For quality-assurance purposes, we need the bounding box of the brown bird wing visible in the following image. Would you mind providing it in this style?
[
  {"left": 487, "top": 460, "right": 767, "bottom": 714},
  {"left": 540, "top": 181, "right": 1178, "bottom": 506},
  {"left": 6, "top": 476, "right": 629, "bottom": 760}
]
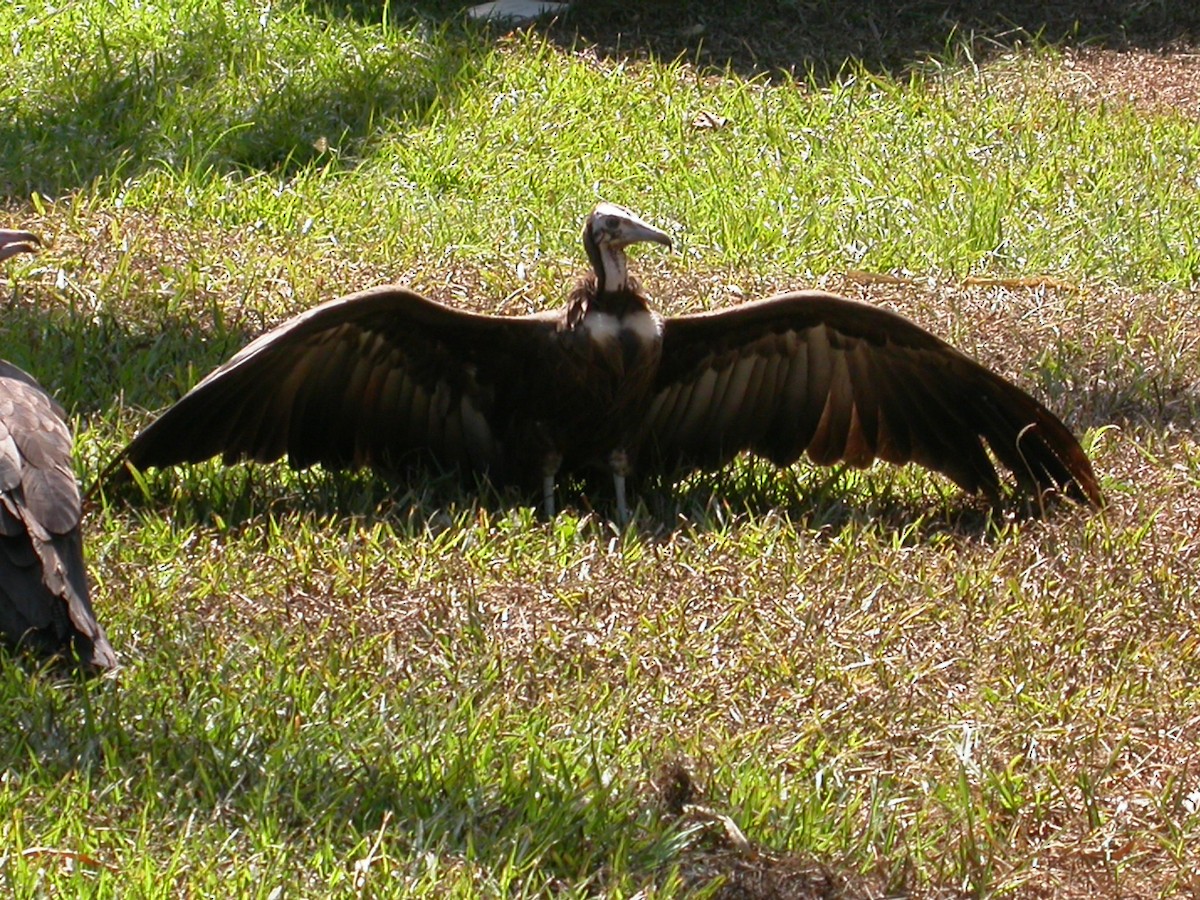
[
  {"left": 111, "top": 286, "right": 561, "bottom": 480},
  {"left": 0, "top": 229, "right": 40, "bottom": 262},
  {"left": 0, "top": 362, "right": 116, "bottom": 671},
  {"left": 642, "top": 291, "right": 1102, "bottom": 506}
]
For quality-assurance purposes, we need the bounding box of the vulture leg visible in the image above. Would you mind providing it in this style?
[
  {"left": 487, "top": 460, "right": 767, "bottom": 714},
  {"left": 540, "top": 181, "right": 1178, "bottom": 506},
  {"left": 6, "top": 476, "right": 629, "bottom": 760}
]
[
  {"left": 541, "top": 449, "right": 563, "bottom": 519},
  {"left": 609, "top": 448, "right": 632, "bottom": 525},
  {"left": 614, "top": 474, "right": 628, "bottom": 525}
]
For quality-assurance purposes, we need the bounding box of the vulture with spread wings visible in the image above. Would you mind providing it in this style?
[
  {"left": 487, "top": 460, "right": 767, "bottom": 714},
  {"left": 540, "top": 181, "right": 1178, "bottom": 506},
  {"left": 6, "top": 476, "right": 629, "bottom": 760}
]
[
  {"left": 0, "top": 229, "right": 116, "bottom": 672},
  {"left": 104, "top": 204, "right": 1101, "bottom": 520}
]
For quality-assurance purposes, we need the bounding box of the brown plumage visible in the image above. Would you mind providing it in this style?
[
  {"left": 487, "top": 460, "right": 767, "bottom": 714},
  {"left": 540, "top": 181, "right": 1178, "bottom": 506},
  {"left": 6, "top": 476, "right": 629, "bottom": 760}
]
[
  {"left": 103, "top": 204, "right": 1102, "bottom": 519},
  {"left": 0, "top": 230, "right": 115, "bottom": 672},
  {"left": 0, "top": 229, "right": 39, "bottom": 263}
]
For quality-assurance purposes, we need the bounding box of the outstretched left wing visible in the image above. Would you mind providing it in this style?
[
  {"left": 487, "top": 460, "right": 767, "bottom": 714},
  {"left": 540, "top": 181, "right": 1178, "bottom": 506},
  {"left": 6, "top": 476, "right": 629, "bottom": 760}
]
[{"left": 641, "top": 290, "right": 1101, "bottom": 506}]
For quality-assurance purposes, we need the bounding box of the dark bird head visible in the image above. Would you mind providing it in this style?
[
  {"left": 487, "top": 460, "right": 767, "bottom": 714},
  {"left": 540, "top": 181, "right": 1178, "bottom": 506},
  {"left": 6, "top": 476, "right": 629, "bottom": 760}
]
[
  {"left": 582, "top": 202, "right": 672, "bottom": 296},
  {"left": 0, "top": 229, "right": 40, "bottom": 263}
]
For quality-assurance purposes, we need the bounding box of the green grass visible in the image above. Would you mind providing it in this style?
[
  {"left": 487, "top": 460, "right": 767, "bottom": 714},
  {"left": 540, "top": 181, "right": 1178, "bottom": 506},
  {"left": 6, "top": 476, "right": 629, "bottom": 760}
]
[{"left": 2, "top": 1, "right": 1200, "bottom": 896}]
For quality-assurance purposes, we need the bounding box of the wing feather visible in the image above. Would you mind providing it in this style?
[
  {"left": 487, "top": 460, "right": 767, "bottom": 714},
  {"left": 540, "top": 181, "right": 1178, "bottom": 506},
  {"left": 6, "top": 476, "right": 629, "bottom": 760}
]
[
  {"left": 883, "top": 353, "right": 999, "bottom": 495},
  {"left": 703, "top": 354, "right": 738, "bottom": 418},
  {"left": 862, "top": 347, "right": 913, "bottom": 466},
  {"left": 723, "top": 353, "right": 771, "bottom": 444},
  {"left": 695, "top": 358, "right": 739, "bottom": 448},
  {"left": 645, "top": 290, "right": 1101, "bottom": 506},
  {"left": 806, "top": 343, "right": 854, "bottom": 465},
  {"left": 838, "top": 340, "right": 880, "bottom": 467},
  {"left": 0, "top": 362, "right": 115, "bottom": 671},
  {"left": 284, "top": 334, "right": 357, "bottom": 467},
  {"left": 384, "top": 368, "right": 416, "bottom": 451},
  {"left": 766, "top": 337, "right": 814, "bottom": 461},
  {"left": 108, "top": 286, "right": 559, "bottom": 484},
  {"left": 741, "top": 353, "right": 781, "bottom": 446},
  {"left": 460, "top": 394, "right": 498, "bottom": 470},
  {"left": 426, "top": 381, "right": 455, "bottom": 459},
  {"left": 409, "top": 383, "right": 435, "bottom": 452},
  {"left": 712, "top": 354, "right": 757, "bottom": 442},
  {"left": 673, "top": 366, "right": 719, "bottom": 440},
  {"left": 798, "top": 324, "right": 834, "bottom": 450}
]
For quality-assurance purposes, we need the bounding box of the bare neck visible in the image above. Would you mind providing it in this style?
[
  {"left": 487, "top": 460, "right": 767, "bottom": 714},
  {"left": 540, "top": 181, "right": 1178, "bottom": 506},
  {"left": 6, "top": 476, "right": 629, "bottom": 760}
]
[{"left": 597, "top": 244, "right": 630, "bottom": 294}]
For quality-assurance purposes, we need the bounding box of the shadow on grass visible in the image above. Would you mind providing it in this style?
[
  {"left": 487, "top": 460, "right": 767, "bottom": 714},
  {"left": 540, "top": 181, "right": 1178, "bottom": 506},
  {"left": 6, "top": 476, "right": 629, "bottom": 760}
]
[
  {"left": 544, "top": 0, "right": 1200, "bottom": 80},
  {"left": 6, "top": 0, "right": 1197, "bottom": 201},
  {"left": 0, "top": 8, "right": 486, "bottom": 199},
  {"left": 328, "top": 0, "right": 1200, "bottom": 81},
  {"left": 97, "top": 447, "right": 1047, "bottom": 549},
  {"left": 642, "top": 461, "right": 1009, "bottom": 543}
]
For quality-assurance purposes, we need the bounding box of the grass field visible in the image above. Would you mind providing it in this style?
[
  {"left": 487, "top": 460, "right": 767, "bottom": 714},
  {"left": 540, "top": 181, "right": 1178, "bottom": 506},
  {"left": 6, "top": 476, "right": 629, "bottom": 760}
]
[{"left": 2, "top": 1, "right": 1200, "bottom": 896}]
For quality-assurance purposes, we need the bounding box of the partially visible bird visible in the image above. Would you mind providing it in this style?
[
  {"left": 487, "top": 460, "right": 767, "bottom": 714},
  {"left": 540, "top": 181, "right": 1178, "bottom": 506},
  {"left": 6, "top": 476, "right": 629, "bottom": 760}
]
[
  {"left": 102, "top": 203, "right": 1102, "bottom": 521},
  {"left": 0, "top": 229, "right": 39, "bottom": 262},
  {"left": 0, "top": 229, "right": 115, "bottom": 673}
]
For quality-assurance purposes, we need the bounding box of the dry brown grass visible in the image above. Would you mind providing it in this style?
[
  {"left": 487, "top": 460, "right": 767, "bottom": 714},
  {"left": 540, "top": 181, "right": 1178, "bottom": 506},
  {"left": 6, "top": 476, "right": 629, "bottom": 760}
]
[
  {"left": 23, "top": 155, "right": 1200, "bottom": 896},
  {"left": 7, "top": 13, "right": 1200, "bottom": 892},
  {"left": 1055, "top": 49, "right": 1200, "bottom": 119}
]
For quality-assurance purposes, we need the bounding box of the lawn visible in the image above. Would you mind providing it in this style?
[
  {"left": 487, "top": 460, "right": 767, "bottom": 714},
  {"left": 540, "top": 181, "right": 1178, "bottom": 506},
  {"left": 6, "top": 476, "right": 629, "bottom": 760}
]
[{"left": 1, "top": 1, "right": 1199, "bottom": 896}]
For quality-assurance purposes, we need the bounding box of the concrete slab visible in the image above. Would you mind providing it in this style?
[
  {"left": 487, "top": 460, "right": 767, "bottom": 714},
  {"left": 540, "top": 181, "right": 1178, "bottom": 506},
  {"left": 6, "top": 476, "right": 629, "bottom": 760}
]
[{"left": 467, "top": 0, "right": 570, "bottom": 24}]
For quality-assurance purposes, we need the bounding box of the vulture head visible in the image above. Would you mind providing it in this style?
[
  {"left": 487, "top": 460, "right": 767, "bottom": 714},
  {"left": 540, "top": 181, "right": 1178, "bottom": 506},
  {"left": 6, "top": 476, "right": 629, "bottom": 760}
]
[{"left": 582, "top": 202, "right": 673, "bottom": 295}]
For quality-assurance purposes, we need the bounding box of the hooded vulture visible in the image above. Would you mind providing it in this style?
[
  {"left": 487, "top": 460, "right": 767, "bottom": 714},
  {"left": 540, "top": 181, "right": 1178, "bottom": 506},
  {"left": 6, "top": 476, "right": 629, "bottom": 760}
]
[
  {"left": 104, "top": 204, "right": 1101, "bottom": 520},
  {"left": 0, "top": 229, "right": 116, "bottom": 672}
]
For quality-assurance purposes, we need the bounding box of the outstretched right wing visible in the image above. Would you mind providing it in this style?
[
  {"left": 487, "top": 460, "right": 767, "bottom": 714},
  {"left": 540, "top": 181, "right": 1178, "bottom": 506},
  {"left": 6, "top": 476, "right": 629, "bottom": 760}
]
[{"left": 108, "top": 286, "right": 561, "bottom": 480}]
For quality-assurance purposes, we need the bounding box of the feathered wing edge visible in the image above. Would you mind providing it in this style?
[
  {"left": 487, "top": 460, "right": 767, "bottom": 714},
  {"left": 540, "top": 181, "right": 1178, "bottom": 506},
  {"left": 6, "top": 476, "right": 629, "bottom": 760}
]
[
  {"left": 0, "top": 229, "right": 39, "bottom": 263},
  {"left": 643, "top": 290, "right": 1102, "bottom": 507},
  {"left": 98, "top": 286, "right": 561, "bottom": 487}
]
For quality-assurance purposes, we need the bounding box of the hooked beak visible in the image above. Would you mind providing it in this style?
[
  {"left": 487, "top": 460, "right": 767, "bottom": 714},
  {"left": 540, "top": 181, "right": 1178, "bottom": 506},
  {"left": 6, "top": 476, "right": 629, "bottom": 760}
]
[{"left": 591, "top": 202, "right": 673, "bottom": 251}]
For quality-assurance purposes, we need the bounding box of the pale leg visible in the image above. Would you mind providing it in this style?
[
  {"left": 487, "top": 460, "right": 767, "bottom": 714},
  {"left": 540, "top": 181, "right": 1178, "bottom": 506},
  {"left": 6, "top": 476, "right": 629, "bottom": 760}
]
[
  {"left": 609, "top": 448, "right": 631, "bottom": 525},
  {"left": 541, "top": 450, "right": 562, "bottom": 519}
]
